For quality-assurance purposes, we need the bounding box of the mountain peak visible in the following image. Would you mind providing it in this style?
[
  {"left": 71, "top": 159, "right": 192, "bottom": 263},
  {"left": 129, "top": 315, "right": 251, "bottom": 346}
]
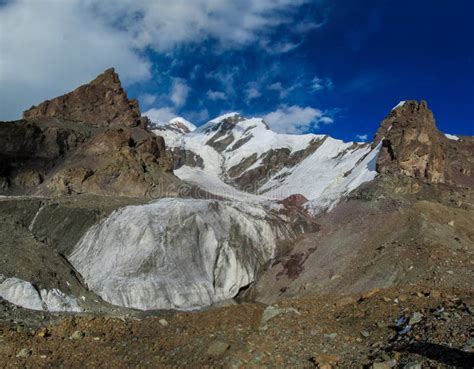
[
  {"left": 374, "top": 100, "right": 435, "bottom": 145},
  {"left": 375, "top": 100, "right": 455, "bottom": 184},
  {"left": 208, "top": 112, "right": 242, "bottom": 124},
  {"left": 168, "top": 117, "right": 196, "bottom": 133},
  {"left": 23, "top": 68, "right": 142, "bottom": 127}
]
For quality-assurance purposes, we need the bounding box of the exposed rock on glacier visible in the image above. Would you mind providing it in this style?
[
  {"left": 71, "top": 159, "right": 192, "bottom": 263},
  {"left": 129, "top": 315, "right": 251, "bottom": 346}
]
[
  {"left": 69, "top": 198, "right": 298, "bottom": 310},
  {"left": 0, "top": 276, "right": 82, "bottom": 312}
]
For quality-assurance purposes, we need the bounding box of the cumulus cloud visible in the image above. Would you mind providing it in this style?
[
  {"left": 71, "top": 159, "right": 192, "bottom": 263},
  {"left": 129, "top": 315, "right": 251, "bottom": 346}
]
[
  {"left": 0, "top": 0, "right": 313, "bottom": 120},
  {"left": 170, "top": 78, "right": 191, "bottom": 108},
  {"left": 139, "top": 93, "right": 157, "bottom": 107},
  {"left": 0, "top": 0, "right": 150, "bottom": 120},
  {"left": 92, "top": 0, "right": 311, "bottom": 52},
  {"left": 263, "top": 105, "right": 333, "bottom": 134},
  {"left": 206, "top": 90, "right": 227, "bottom": 101},
  {"left": 143, "top": 107, "right": 177, "bottom": 124}
]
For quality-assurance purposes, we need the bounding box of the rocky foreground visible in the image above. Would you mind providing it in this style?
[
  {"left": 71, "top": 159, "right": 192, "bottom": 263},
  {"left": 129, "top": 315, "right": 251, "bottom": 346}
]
[
  {"left": 0, "top": 286, "right": 473, "bottom": 368},
  {"left": 0, "top": 69, "right": 473, "bottom": 368}
]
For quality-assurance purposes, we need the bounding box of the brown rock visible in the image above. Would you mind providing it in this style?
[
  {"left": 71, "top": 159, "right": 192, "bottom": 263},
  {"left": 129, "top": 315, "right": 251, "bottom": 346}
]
[
  {"left": 374, "top": 101, "right": 445, "bottom": 183},
  {"left": 312, "top": 354, "right": 340, "bottom": 368},
  {"left": 44, "top": 127, "right": 176, "bottom": 197},
  {"left": 374, "top": 100, "right": 474, "bottom": 187},
  {"left": 206, "top": 341, "right": 230, "bottom": 356},
  {"left": 1, "top": 69, "right": 181, "bottom": 198},
  {"left": 23, "top": 68, "right": 142, "bottom": 128},
  {"left": 335, "top": 296, "right": 357, "bottom": 307},
  {"left": 361, "top": 288, "right": 381, "bottom": 300}
]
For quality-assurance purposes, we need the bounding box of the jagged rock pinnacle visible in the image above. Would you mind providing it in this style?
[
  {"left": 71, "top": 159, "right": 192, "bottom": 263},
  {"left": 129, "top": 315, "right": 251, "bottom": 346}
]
[
  {"left": 23, "top": 68, "right": 142, "bottom": 127},
  {"left": 374, "top": 100, "right": 473, "bottom": 186}
]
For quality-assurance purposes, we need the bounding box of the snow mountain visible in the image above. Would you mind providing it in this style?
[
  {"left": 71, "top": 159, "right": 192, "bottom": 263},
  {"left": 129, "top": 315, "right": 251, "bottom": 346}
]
[{"left": 152, "top": 112, "right": 380, "bottom": 213}]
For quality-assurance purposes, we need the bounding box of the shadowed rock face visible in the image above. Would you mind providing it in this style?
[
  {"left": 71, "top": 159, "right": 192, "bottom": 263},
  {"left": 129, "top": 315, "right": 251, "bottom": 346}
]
[
  {"left": 0, "top": 68, "right": 178, "bottom": 197},
  {"left": 374, "top": 100, "right": 474, "bottom": 187},
  {"left": 44, "top": 127, "right": 177, "bottom": 197},
  {"left": 23, "top": 68, "right": 143, "bottom": 128}
]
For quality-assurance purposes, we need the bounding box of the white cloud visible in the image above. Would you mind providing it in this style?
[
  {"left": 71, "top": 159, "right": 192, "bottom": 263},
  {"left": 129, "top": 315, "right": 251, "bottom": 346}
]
[
  {"left": 245, "top": 87, "right": 262, "bottom": 101},
  {"left": 139, "top": 93, "right": 157, "bottom": 107},
  {"left": 263, "top": 105, "right": 333, "bottom": 134},
  {"left": 0, "top": 0, "right": 150, "bottom": 120},
  {"left": 311, "top": 76, "right": 334, "bottom": 92},
  {"left": 355, "top": 134, "right": 368, "bottom": 141},
  {"left": 206, "top": 67, "right": 240, "bottom": 95},
  {"left": 170, "top": 78, "right": 191, "bottom": 108},
  {"left": 206, "top": 90, "right": 227, "bottom": 101},
  {"left": 187, "top": 108, "right": 210, "bottom": 123},
  {"left": 143, "top": 107, "right": 177, "bottom": 124},
  {"left": 260, "top": 40, "right": 301, "bottom": 54},
  {"left": 267, "top": 81, "right": 300, "bottom": 99},
  {"left": 93, "top": 0, "right": 311, "bottom": 52},
  {"left": 0, "top": 0, "right": 314, "bottom": 120}
]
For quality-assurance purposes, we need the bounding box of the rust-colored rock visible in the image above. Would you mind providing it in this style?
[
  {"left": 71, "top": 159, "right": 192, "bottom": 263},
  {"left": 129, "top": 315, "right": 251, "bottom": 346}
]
[
  {"left": 1, "top": 68, "right": 180, "bottom": 197},
  {"left": 45, "top": 127, "right": 177, "bottom": 197},
  {"left": 23, "top": 68, "right": 142, "bottom": 127},
  {"left": 374, "top": 100, "right": 474, "bottom": 187},
  {"left": 374, "top": 101, "right": 446, "bottom": 183}
]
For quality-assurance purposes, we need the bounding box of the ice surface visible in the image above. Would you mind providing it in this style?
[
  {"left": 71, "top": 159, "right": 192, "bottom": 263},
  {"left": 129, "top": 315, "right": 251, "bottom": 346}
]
[
  {"left": 69, "top": 198, "right": 293, "bottom": 311},
  {"left": 0, "top": 276, "right": 82, "bottom": 312},
  {"left": 155, "top": 114, "right": 382, "bottom": 214}
]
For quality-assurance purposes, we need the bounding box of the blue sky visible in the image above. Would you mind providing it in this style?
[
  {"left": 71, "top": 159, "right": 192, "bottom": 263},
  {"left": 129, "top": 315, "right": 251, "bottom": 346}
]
[{"left": 1, "top": 0, "right": 473, "bottom": 141}]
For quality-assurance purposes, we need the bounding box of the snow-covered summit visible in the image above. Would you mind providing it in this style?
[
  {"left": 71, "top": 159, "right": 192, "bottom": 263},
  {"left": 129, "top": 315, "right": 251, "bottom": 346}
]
[
  {"left": 168, "top": 117, "right": 197, "bottom": 133},
  {"left": 153, "top": 113, "right": 380, "bottom": 213}
]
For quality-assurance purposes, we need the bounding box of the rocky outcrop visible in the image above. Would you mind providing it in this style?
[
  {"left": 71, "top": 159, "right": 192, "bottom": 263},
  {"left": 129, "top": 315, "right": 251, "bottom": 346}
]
[
  {"left": 374, "top": 100, "right": 473, "bottom": 187},
  {"left": 23, "top": 68, "right": 143, "bottom": 128},
  {"left": 0, "top": 120, "right": 92, "bottom": 193},
  {"left": 0, "top": 68, "right": 179, "bottom": 197},
  {"left": 44, "top": 127, "right": 177, "bottom": 197}
]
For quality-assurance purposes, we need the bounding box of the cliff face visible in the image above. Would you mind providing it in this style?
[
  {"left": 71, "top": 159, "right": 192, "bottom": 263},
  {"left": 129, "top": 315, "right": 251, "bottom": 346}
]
[
  {"left": 23, "top": 68, "right": 143, "bottom": 128},
  {"left": 45, "top": 127, "right": 176, "bottom": 197},
  {"left": 0, "top": 68, "right": 177, "bottom": 197},
  {"left": 374, "top": 100, "right": 473, "bottom": 187}
]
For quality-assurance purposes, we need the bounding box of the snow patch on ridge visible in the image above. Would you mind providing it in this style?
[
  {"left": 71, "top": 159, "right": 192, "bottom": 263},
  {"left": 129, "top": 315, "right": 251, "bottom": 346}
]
[
  {"left": 445, "top": 133, "right": 460, "bottom": 141},
  {"left": 304, "top": 141, "right": 382, "bottom": 214},
  {"left": 69, "top": 198, "right": 292, "bottom": 311},
  {"left": 392, "top": 101, "right": 406, "bottom": 110}
]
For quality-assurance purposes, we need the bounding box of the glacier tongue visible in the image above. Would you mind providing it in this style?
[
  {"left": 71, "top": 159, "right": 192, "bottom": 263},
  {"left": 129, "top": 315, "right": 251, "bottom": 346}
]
[{"left": 69, "top": 198, "right": 293, "bottom": 311}]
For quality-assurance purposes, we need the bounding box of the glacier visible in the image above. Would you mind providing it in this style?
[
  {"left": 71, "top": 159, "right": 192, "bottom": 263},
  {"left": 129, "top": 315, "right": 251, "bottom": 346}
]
[
  {"left": 69, "top": 198, "right": 296, "bottom": 310},
  {"left": 0, "top": 275, "right": 82, "bottom": 312}
]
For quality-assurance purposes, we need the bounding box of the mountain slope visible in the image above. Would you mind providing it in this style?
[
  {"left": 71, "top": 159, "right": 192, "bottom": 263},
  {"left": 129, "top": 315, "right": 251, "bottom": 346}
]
[{"left": 151, "top": 113, "right": 381, "bottom": 212}]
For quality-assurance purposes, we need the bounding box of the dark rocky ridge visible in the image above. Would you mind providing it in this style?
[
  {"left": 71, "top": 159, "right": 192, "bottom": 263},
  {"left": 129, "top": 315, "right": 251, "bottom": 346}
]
[
  {"left": 23, "top": 68, "right": 144, "bottom": 128},
  {"left": 0, "top": 69, "right": 179, "bottom": 197}
]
